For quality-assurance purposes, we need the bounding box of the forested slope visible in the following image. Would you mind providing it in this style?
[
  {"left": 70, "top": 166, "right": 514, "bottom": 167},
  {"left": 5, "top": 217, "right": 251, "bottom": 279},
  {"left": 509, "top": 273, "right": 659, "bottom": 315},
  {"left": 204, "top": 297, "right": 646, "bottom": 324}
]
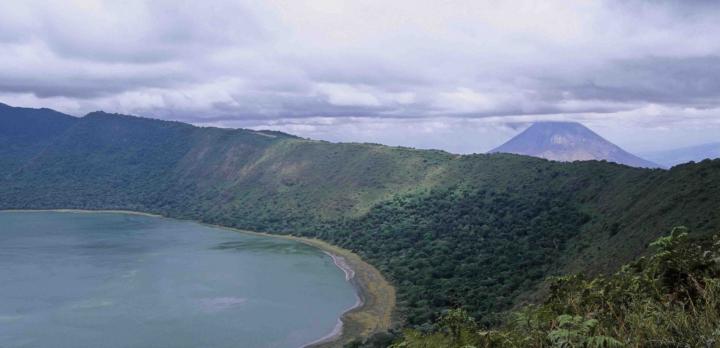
[
  {"left": 394, "top": 228, "right": 720, "bottom": 347},
  {"left": 2, "top": 104, "right": 719, "bottom": 330},
  {"left": 0, "top": 103, "right": 78, "bottom": 173}
]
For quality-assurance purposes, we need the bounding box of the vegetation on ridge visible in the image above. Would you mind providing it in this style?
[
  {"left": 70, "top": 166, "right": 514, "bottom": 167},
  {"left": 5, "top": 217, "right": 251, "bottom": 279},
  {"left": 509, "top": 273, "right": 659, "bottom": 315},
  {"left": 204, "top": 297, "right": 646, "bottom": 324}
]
[{"left": 392, "top": 227, "right": 720, "bottom": 347}]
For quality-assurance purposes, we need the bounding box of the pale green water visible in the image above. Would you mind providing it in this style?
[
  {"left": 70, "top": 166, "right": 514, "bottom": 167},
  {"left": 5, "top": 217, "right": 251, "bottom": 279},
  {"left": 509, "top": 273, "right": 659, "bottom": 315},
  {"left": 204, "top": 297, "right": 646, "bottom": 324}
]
[{"left": 0, "top": 211, "right": 358, "bottom": 348}]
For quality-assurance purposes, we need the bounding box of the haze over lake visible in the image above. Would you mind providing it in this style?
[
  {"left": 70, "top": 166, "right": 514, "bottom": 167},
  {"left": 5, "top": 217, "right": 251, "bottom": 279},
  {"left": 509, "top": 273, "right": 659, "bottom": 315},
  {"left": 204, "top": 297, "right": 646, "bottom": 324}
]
[{"left": 0, "top": 211, "right": 357, "bottom": 348}]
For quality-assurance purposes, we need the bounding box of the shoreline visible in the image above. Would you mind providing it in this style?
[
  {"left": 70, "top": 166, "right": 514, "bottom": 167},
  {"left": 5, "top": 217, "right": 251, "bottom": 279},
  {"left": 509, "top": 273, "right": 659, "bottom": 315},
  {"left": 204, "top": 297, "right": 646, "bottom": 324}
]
[
  {"left": 0, "top": 209, "right": 397, "bottom": 347},
  {"left": 198, "top": 223, "right": 397, "bottom": 347},
  {"left": 0, "top": 209, "right": 162, "bottom": 217},
  {"left": 299, "top": 252, "right": 364, "bottom": 347}
]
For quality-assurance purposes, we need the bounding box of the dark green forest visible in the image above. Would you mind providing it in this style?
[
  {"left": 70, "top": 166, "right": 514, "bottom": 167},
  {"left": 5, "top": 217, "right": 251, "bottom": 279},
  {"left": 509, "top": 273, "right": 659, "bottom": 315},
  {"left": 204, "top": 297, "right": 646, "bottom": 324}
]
[
  {"left": 322, "top": 185, "right": 591, "bottom": 326},
  {"left": 2, "top": 103, "right": 720, "bottom": 343},
  {"left": 392, "top": 228, "right": 720, "bottom": 347}
]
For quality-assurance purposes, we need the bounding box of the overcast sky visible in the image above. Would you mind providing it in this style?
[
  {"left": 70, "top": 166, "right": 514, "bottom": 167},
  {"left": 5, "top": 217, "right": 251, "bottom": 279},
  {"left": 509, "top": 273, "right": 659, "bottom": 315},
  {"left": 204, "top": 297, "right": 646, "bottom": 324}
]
[{"left": 1, "top": 0, "right": 719, "bottom": 154}]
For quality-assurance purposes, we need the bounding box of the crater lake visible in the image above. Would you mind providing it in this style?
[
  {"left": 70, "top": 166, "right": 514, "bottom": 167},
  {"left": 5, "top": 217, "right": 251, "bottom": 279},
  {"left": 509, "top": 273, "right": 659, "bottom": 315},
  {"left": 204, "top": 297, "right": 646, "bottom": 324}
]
[{"left": 0, "top": 211, "right": 358, "bottom": 348}]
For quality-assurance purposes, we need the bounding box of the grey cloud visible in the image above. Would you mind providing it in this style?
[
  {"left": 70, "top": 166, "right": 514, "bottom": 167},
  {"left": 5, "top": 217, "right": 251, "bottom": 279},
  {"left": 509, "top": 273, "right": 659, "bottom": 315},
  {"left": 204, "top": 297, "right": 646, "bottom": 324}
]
[
  {"left": 39, "top": 1, "right": 265, "bottom": 64},
  {"left": 0, "top": 72, "right": 190, "bottom": 99},
  {"left": 578, "top": 56, "right": 720, "bottom": 105},
  {"left": 1, "top": 0, "right": 720, "bottom": 153}
]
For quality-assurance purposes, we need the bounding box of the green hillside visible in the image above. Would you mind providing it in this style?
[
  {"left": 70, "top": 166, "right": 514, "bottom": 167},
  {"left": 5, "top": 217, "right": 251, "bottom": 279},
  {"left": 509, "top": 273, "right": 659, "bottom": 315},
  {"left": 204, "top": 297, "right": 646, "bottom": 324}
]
[
  {"left": 318, "top": 158, "right": 720, "bottom": 327},
  {"left": 2, "top": 104, "right": 719, "bottom": 338},
  {"left": 393, "top": 228, "right": 720, "bottom": 347},
  {"left": 0, "top": 102, "right": 78, "bottom": 174}
]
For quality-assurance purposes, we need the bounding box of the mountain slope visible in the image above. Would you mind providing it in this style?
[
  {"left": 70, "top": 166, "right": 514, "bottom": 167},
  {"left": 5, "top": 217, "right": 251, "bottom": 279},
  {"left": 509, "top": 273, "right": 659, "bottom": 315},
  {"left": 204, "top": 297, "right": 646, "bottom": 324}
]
[
  {"left": 396, "top": 228, "right": 720, "bottom": 347},
  {"left": 0, "top": 102, "right": 78, "bottom": 174},
  {"left": 491, "top": 122, "right": 659, "bottom": 168},
  {"left": 642, "top": 142, "right": 720, "bottom": 167},
  {"left": 1, "top": 103, "right": 719, "bottom": 329}
]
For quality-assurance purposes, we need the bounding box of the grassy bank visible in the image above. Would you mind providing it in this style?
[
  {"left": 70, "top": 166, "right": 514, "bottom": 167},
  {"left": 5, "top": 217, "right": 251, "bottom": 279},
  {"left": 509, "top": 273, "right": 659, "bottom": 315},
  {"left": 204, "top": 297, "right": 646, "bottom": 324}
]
[{"left": 0, "top": 209, "right": 397, "bottom": 347}]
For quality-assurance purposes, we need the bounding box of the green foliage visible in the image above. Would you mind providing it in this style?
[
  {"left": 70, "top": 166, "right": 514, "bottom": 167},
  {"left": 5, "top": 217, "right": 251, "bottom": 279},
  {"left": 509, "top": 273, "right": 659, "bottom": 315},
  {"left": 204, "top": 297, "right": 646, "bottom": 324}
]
[
  {"left": 394, "top": 228, "right": 720, "bottom": 347},
  {"left": 0, "top": 103, "right": 77, "bottom": 174},
  {"left": 2, "top": 105, "right": 720, "bottom": 330},
  {"left": 546, "top": 315, "right": 620, "bottom": 348},
  {"left": 347, "top": 331, "right": 401, "bottom": 348},
  {"left": 324, "top": 185, "right": 591, "bottom": 326}
]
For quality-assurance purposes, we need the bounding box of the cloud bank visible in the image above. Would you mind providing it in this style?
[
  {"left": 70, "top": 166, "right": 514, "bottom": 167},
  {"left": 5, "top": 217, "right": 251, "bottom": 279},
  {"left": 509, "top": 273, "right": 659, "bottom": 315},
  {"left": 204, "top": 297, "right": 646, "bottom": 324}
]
[{"left": 1, "top": 0, "right": 719, "bottom": 152}]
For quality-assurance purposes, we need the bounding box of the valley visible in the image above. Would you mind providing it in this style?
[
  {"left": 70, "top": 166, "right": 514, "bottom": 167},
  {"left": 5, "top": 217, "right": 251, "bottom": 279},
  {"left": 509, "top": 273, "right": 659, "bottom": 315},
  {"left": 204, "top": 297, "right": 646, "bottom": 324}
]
[{"left": 2, "top": 103, "right": 720, "bottom": 346}]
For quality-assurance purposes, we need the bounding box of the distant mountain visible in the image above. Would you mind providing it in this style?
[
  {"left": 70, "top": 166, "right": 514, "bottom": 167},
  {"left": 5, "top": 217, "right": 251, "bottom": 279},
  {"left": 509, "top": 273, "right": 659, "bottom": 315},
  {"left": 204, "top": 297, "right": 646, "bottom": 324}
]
[
  {"left": 642, "top": 142, "right": 720, "bottom": 168},
  {"left": 490, "top": 121, "right": 660, "bottom": 168}
]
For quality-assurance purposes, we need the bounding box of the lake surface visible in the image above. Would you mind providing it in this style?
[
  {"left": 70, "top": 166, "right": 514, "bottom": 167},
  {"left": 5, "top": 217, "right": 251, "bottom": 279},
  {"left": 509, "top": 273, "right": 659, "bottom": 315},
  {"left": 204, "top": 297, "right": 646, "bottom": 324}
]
[{"left": 0, "top": 211, "right": 358, "bottom": 348}]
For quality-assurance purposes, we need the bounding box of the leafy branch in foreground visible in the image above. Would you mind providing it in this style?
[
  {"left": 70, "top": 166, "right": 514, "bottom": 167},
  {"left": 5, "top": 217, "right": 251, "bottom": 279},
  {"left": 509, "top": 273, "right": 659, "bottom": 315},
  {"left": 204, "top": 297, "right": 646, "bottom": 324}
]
[{"left": 392, "top": 227, "right": 720, "bottom": 347}]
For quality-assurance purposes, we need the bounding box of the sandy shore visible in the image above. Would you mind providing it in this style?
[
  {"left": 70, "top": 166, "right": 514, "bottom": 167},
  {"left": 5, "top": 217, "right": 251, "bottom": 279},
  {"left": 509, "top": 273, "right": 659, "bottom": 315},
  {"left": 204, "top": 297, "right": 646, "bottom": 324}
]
[
  {"left": 207, "top": 227, "right": 397, "bottom": 348},
  {"left": 259, "top": 236, "right": 396, "bottom": 348},
  {"left": 299, "top": 253, "right": 362, "bottom": 347},
  {"left": 0, "top": 209, "right": 397, "bottom": 347}
]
